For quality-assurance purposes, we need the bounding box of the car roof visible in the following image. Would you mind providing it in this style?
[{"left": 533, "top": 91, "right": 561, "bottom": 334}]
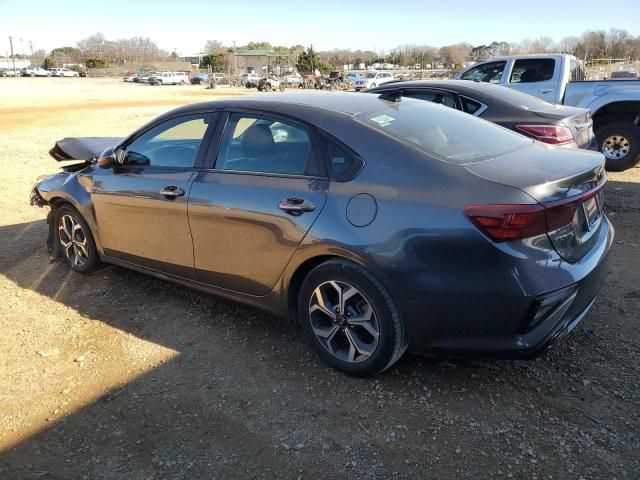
[
  {"left": 162, "top": 91, "right": 423, "bottom": 120},
  {"left": 372, "top": 79, "right": 542, "bottom": 99}
]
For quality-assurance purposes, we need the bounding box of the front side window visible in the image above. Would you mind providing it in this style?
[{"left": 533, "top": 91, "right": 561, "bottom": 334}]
[
  {"left": 216, "top": 113, "right": 312, "bottom": 175},
  {"left": 460, "top": 61, "right": 506, "bottom": 83},
  {"left": 124, "top": 114, "right": 212, "bottom": 168},
  {"left": 509, "top": 59, "right": 555, "bottom": 83}
]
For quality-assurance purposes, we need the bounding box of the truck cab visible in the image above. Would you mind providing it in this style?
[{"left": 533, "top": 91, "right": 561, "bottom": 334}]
[
  {"left": 456, "top": 54, "right": 584, "bottom": 104},
  {"left": 456, "top": 54, "right": 640, "bottom": 171}
]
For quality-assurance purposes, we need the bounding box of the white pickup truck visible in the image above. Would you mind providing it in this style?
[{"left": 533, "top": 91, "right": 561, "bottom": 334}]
[{"left": 455, "top": 54, "right": 640, "bottom": 171}]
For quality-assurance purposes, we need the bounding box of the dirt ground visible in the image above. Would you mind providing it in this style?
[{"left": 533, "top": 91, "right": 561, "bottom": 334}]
[{"left": 0, "top": 77, "right": 638, "bottom": 480}]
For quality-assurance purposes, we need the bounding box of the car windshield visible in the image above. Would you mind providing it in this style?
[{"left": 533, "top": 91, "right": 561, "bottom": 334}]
[
  {"left": 365, "top": 72, "right": 377, "bottom": 78},
  {"left": 355, "top": 99, "right": 531, "bottom": 164}
]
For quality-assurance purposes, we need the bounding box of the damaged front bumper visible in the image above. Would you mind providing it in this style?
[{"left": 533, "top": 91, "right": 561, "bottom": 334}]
[{"left": 30, "top": 186, "right": 48, "bottom": 207}]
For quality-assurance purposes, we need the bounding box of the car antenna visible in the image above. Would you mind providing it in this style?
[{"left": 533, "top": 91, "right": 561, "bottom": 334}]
[{"left": 379, "top": 90, "right": 403, "bottom": 102}]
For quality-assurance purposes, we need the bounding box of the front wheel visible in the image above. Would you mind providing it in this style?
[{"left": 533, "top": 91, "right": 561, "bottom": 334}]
[
  {"left": 55, "top": 205, "right": 101, "bottom": 274},
  {"left": 298, "top": 259, "right": 407, "bottom": 377},
  {"left": 596, "top": 120, "right": 640, "bottom": 171}
]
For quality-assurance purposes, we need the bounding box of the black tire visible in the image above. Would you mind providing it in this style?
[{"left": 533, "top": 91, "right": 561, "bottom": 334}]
[
  {"left": 55, "top": 204, "right": 101, "bottom": 274},
  {"left": 595, "top": 120, "right": 640, "bottom": 172},
  {"left": 298, "top": 259, "right": 407, "bottom": 377}
]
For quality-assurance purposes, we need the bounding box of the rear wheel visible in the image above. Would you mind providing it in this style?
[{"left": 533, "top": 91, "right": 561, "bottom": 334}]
[
  {"left": 596, "top": 120, "right": 640, "bottom": 171},
  {"left": 298, "top": 259, "right": 407, "bottom": 377},
  {"left": 55, "top": 205, "right": 101, "bottom": 274}
]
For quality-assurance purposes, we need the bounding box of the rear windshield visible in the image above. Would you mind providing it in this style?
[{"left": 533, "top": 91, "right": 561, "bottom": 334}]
[
  {"left": 354, "top": 99, "right": 531, "bottom": 164},
  {"left": 482, "top": 84, "right": 556, "bottom": 110}
]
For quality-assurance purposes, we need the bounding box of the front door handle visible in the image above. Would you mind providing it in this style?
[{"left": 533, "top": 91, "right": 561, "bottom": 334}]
[
  {"left": 278, "top": 197, "right": 316, "bottom": 215},
  {"left": 540, "top": 88, "right": 554, "bottom": 94},
  {"left": 160, "top": 186, "right": 185, "bottom": 199}
]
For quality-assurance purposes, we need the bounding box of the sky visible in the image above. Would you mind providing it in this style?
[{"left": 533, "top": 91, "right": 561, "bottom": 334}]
[{"left": 2, "top": 0, "right": 639, "bottom": 56}]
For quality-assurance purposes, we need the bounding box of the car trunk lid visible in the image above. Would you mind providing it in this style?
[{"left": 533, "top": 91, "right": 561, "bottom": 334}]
[
  {"left": 531, "top": 106, "right": 594, "bottom": 149},
  {"left": 465, "top": 143, "right": 607, "bottom": 262}
]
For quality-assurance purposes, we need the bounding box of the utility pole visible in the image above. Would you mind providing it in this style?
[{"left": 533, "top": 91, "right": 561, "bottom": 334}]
[
  {"left": 29, "top": 40, "right": 34, "bottom": 66},
  {"left": 233, "top": 40, "right": 237, "bottom": 77},
  {"left": 8, "top": 36, "right": 16, "bottom": 72}
]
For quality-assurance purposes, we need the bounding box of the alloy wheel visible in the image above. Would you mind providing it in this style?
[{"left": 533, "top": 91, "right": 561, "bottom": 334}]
[
  {"left": 58, "top": 214, "right": 89, "bottom": 267},
  {"left": 308, "top": 281, "right": 380, "bottom": 363},
  {"left": 602, "top": 135, "right": 631, "bottom": 160}
]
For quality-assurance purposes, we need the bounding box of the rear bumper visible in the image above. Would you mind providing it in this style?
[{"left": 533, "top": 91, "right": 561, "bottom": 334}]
[{"left": 389, "top": 216, "right": 614, "bottom": 358}]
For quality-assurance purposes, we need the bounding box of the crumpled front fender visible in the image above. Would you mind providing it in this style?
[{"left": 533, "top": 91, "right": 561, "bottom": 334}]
[{"left": 31, "top": 168, "right": 102, "bottom": 255}]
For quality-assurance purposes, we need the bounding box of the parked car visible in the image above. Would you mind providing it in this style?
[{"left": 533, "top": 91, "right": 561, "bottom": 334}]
[
  {"left": 0, "top": 67, "right": 20, "bottom": 77},
  {"left": 21, "top": 67, "right": 52, "bottom": 77},
  {"left": 50, "top": 67, "right": 80, "bottom": 77},
  {"left": 124, "top": 73, "right": 141, "bottom": 82},
  {"left": 257, "top": 75, "right": 281, "bottom": 91},
  {"left": 149, "top": 71, "right": 189, "bottom": 85},
  {"left": 190, "top": 72, "right": 209, "bottom": 84},
  {"left": 242, "top": 72, "right": 262, "bottom": 87},
  {"left": 354, "top": 71, "right": 394, "bottom": 91},
  {"left": 368, "top": 80, "right": 597, "bottom": 150},
  {"left": 32, "top": 92, "right": 612, "bottom": 377},
  {"left": 345, "top": 72, "right": 361, "bottom": 84},
  {"left": 609, "top": 70, "right": 638, "bottom": 80},
  {"left": 135, "top": 72, "right": 161, "bottom": 84},
  {"left": 284, "top": 72, "right": 303, "bottom": 86},
  {"left": 454, "top": 54, "right": 640, "bottom": 171}
]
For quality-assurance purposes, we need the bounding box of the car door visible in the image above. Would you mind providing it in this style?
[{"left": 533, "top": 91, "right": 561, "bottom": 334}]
[
  {"left": 506, "top": 58, "right": 558, "bottom": 102},
  {"left": 91, "top": 112, "right": 217, "bottom": 278},
  {"left": 188, "top": 111, "right": 328, "bottom": 295}
]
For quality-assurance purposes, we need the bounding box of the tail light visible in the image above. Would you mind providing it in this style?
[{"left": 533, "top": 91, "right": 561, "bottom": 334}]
[
  {"left": 464, "top": 184, "right": 604, "bottom": 242},
  {"left": 516, "top": 125, "right": 574, "bottom": 145}
]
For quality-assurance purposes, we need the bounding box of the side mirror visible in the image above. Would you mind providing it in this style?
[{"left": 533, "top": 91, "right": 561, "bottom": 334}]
[{"left": 97, "top": 147, "right": 125, "bottom": 168}]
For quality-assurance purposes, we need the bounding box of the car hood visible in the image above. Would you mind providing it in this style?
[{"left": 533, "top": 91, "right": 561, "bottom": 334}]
[{"left": 49, "top": 137, "right": 123, "bottom": 161}]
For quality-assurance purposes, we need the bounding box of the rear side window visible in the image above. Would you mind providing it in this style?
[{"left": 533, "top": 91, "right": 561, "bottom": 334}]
[
  {"left": 460, "top": 61, "right": 506, "bottom": 83},
  {"left": 460, "top": 96, "right": 483, "bottom": 115},
  {"left": 320, "top": 135, "right": 363, "bottom": 181},
  {"left": 355, "top": 100, "right": 531, "bottom": 165},
  {"left": 216, "top": 113, "right": 312, "bottom": 175},
  {"left": 570, "top": 59, "right": 585, "bottom": 81},
  {"left": 510, "top": 59, "right": 555, "bottom": 83}
]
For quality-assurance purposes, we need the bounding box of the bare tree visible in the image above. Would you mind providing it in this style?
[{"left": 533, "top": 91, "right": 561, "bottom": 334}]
[
  {"left": 204, "top": 40, "right": 224, "bottom": 53},
  {"left": 575, "top": 31, "right": 606, "bottom": 61},
  {"left": 605, "top": 29, "right": 632, "bottom": 58},
  {"left": 558, "top": 36, "right": 580, "bottom": 54},
  {"left": 530, "top": 36, "right": 556, "bottom": 54}
]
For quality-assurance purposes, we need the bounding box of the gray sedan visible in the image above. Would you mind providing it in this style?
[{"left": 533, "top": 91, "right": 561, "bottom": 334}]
[{"left": 31, "top": 92, "right": 613, "bottom": 376}]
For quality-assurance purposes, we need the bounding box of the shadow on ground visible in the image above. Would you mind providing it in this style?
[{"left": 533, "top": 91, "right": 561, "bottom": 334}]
[{"left": 0, "top": 178, "right": 638, "bottom": 479}]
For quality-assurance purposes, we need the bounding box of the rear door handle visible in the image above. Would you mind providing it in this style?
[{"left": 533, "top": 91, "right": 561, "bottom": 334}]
[
  {"left": 278, "top": 197, "right": 316, "bottom": 215},
  {"left": 160, "top": 186, "right": 185, "bottom": 199}
]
